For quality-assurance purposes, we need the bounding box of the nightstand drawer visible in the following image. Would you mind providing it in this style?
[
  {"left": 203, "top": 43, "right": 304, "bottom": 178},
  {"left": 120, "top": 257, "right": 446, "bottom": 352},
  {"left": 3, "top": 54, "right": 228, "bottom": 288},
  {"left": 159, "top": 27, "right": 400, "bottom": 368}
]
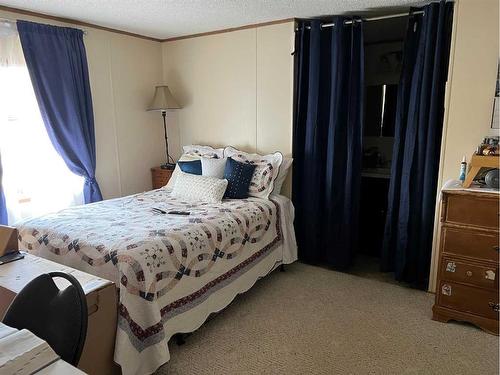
[
  {"left": 442, "top": 227, "right": 499, "bottom": 262},
  {"left": 151, "top": 167, "right": 174, "bottom": 189},
  {"left": 155, "top": 169, "right": 173, "bottom": 178},
  {"left": 153, "top": 177, "right": 167, "bottom": 188},
  {"left": 438, "top": 281, "right": 499, "bottom": 320},
  {"left": 440, "top": 257, "right": 498, "bottom": 290}
]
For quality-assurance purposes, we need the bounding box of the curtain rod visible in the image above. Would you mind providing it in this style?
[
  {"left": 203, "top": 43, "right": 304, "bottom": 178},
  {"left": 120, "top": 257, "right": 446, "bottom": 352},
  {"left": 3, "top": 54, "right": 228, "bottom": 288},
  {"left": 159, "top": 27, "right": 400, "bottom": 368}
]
[
  {"left": 297, "top": 10, "right": 425, "bottom": 30},
  {"left": 0, "top": 16, "right": 88, "bottom": 34}
]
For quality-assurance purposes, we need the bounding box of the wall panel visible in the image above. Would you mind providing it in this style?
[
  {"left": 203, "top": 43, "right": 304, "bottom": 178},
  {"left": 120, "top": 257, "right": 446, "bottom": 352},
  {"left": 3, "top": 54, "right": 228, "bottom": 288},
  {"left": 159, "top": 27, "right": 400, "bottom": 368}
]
[{"left": 162, "top": 21, "right": 295, "bottom": 164}]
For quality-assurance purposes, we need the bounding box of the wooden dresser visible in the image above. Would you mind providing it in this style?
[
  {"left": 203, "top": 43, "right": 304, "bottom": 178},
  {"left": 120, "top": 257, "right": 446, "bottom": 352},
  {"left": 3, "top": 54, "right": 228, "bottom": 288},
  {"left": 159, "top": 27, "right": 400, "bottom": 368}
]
[
  {"left": 432, "top": 189, "right": 499, "bottom": 335},
  {"left": 151, "top": 167, "right": 174, "bottom": 189}
]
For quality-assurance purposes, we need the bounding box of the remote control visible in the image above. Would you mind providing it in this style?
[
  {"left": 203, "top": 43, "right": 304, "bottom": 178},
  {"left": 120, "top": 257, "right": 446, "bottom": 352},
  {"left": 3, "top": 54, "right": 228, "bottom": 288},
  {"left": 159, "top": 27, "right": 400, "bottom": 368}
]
[{"left": 168, "top": 210, "right": 190, "bottom": 215}]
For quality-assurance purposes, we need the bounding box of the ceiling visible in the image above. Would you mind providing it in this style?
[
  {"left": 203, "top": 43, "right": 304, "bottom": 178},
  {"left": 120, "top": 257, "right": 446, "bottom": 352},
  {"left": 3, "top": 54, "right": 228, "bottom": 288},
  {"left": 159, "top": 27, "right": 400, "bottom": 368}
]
[{"left": 1, "top": 0, "right": 423, "bottom": 40}]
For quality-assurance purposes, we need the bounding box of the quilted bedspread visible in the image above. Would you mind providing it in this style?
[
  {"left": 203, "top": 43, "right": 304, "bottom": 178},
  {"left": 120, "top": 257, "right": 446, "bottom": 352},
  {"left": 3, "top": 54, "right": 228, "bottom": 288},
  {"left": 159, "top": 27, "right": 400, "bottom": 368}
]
[{"left": 16, "top": 189, "right": 285, "bottom": 375}]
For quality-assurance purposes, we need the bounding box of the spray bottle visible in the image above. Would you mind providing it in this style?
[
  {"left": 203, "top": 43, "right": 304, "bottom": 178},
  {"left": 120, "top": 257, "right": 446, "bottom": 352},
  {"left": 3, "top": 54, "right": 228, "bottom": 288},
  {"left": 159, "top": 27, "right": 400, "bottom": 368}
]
[{"left": 459, "top": 155, "right": 467, "bottom": 184}]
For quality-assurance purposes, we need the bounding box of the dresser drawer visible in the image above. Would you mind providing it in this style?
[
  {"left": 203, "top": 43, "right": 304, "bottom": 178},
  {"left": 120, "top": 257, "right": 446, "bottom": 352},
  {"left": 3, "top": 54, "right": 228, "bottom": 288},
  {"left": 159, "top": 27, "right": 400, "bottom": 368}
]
[
  {"left": 444, "top": 194, "right": 499, "bottom": 229},
  {"left": 442, "top": 227, "right": 499, "bottom": 262},
  {"left": 438, "top": 281, "right": 499, "bottom": 320},
  {"left": 440, "top": 257, "right": 498, "bottom": 290}
]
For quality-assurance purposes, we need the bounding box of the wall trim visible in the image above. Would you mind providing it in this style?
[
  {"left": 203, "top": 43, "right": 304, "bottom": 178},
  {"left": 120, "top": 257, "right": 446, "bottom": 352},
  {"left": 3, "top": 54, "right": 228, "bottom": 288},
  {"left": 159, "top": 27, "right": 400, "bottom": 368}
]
[
  {"left": 161, "top": 18, "right": 295, "bottom": 43},
  {"left": 0, "top": 5, "right": 163, "bottom": 42},
  {"left": 428, "top": 0, "right": 461, "bottom": 294},
  {"left": 0, "top": 5, "right": 294, "bottom": 44}
]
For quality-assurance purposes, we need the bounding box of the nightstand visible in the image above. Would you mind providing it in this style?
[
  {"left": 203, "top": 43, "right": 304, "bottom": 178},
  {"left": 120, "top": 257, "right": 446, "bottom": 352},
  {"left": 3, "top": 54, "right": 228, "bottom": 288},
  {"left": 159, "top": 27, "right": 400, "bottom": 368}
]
[{"left": 151, "top": 167, "right": 174, "bottom": 189}]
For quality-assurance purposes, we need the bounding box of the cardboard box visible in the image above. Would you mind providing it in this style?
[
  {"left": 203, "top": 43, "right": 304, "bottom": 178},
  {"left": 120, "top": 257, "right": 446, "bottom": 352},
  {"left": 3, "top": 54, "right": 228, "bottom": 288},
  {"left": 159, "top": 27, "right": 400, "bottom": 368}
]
[
  {"left": 0, "top": 226, "right": 18, "bottom": 256},
  {"left": 0, "top": 253, "right": 119, "bottom": 375}
]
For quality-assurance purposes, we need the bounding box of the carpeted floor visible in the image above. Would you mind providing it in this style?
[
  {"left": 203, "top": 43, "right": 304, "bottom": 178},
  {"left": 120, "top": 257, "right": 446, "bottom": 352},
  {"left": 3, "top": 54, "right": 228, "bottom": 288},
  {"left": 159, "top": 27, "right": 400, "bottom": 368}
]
[{"left": 156, "top": 262, "right": 499, "bottom": 375}]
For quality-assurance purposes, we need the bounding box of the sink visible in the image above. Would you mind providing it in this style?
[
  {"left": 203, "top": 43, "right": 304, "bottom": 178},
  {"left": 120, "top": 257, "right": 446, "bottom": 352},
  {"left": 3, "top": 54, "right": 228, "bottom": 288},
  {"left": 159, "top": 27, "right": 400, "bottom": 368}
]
[{"left": 362, "top": 167, "right": 391, "bottom": 179}]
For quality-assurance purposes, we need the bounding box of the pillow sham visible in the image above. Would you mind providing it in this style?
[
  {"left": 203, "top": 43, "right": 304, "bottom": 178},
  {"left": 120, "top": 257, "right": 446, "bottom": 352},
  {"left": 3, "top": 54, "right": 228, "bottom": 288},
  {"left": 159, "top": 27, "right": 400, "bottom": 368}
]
[
  {"left": 223, "top": 157, "right": 256, "bottom": 199},
  {"left": 201, "top": 157, "right": 227, "bottom": 179},
  {"left": 171, "top": 171, "right": 228, "bottom": 203},
  {"left": 272, "top": 157, "right": 293, "bottom": 195},
  {"left": 182, "top": 145, "right": 224, "bottom": 159},
  {"left": 178, "top": 160, "right": 202, "bottom": 175},
  {"left": 224, "top": 146, "right": 283, "bottom": 199}
]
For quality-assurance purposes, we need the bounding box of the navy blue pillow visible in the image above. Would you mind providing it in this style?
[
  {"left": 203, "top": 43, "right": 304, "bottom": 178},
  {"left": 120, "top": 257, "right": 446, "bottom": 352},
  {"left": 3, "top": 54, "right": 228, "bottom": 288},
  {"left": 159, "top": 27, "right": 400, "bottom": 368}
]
[
  {"left": 177, "top": 160, "right": 202, "bottom": 175},
  {"left": 223, "top": 157, "right": 256, "bottom": 199}
]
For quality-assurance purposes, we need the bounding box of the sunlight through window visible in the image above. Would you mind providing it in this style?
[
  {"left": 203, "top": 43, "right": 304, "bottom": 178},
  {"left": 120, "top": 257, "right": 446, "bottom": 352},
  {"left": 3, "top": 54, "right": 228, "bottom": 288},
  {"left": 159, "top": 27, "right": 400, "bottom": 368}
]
[{"left": 0, "top": 56, "right": 84, "bottom": 224}]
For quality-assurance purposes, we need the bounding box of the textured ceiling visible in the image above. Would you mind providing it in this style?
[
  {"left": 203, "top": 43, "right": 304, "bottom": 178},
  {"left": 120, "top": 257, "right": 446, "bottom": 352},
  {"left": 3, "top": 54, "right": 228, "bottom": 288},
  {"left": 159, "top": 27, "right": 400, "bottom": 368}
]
[{"left": 1, "top": 0, "right": 423, "bottom": 40}]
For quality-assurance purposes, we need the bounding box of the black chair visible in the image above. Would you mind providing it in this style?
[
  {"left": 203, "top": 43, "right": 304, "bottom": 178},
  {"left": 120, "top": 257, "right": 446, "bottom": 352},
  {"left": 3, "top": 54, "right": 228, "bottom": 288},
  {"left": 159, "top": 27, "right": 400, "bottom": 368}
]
[{"left": 2, "top": 271, "right": 88, "bottom": 366}]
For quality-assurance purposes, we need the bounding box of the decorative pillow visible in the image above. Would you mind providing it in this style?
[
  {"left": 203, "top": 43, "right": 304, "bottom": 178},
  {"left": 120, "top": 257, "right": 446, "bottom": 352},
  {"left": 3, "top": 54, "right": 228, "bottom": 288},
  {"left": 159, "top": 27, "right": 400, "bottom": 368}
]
[
  {"left": 178, "top": 160, "right": 202, "bottom": 175},
  {"left": 171, "top": 172, "right": 228, "bottom": 203},
  {"left": 272, "top": 157, "right": 293, "bottom": 195},
  {"left": 182, "top": 145, "right": 224, "bottom": 159},
  {"left": 224, "top": 146, "right": 283, "bottom": 199},
  {"left": 223, "top": 157, "right": 256, "bottom": 199},
  {"left": 201, "top": 157, "right": 227, "bottom": 179}
]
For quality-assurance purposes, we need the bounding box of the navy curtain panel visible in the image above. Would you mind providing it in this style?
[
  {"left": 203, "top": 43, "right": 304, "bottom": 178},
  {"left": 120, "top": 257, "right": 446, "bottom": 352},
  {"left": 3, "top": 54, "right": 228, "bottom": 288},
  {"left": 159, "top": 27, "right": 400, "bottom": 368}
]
[
  {"left": 381, "top": 2, "right": 454, "bottom": 289},
  {"left": 292, "top": 18, "right": 364, "bottom": 269},
  {"left": 17, "top": 21, "right": 102, "bottom": 203}
]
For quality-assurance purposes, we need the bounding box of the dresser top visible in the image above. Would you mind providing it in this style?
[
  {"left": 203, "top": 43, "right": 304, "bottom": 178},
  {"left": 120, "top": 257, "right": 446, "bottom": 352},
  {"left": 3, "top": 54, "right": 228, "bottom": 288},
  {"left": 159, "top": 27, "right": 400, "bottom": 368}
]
[
  {"left": 442, "top": 187, "right": 499, "bottom": 199},
  {"left": 441, "top": 179, "right": 499, "bottom": 199}
]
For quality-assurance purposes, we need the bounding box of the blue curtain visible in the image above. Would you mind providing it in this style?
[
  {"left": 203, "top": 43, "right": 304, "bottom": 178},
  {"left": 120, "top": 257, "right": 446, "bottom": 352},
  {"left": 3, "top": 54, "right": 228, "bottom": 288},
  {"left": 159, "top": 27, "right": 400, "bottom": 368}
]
[
  {"left": 0, "top": 154, "right": 7, "bottom": 225},
  {"left": 381, "top": 2, "right": 454, "bottom": 289},
  {"left": 292, "top": 18, "right": 364, "bottom": 269},
  {"left": 17, "top": 21, "right": 102, "bottom": 203}
]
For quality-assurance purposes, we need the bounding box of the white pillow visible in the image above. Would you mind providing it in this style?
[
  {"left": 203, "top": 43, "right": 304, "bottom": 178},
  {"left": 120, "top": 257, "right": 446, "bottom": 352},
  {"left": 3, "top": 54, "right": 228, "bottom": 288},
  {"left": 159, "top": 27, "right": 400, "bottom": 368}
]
[
  {"left": 165, "top": 154, "right": 198, "bottom": 190},
  {"left": 201, "top": 157, "right": 227, "bottom": 179},
  {"left": 272, "top": 157, "right": 293, "bottom": 195},
  {"left": 171, "top": 172, "right": 228, "bottom": 203},
  {"left": 224, "top": 146, "right": 283, "bottom": 199}
]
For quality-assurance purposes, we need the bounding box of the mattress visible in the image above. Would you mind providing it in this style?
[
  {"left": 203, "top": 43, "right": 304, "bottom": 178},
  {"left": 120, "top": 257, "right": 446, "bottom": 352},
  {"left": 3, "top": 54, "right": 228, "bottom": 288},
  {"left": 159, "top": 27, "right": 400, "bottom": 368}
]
[{"left": 16, "top": 188, "right": 297, "bottom": 375}]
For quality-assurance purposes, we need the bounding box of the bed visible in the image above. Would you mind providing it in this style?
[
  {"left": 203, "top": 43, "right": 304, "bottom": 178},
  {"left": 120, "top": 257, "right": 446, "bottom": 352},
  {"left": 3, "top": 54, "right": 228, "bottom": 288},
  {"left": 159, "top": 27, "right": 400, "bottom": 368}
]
[{"left": 16, "top": 187, "right": 297, "bottom": 375}]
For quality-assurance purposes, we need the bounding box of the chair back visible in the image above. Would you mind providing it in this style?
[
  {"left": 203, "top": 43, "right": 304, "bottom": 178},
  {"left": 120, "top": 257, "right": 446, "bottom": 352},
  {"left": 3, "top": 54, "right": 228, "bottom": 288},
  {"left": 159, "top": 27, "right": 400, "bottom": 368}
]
[{"left": 2, "top": 271, "right": 88, "bottom": 366}]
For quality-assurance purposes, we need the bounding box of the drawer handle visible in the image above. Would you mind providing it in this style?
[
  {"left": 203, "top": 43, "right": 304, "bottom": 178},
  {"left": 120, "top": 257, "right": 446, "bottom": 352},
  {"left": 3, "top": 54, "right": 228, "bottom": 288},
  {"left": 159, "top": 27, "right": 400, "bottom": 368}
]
[
  {"left": 466, "top": 270, "right": 473, "bottom": 277},
  {"left": 485, "top": 270, "right": 496, "bottom": 281},
  {"left": 446, "top": 261, "right": 456, "bottom": 273},
  {"left": 441, "top": 284, "right": 452, "bottom": 296},
  {"left": 488, "top": 302, "right": 500, "bottom": 312}
]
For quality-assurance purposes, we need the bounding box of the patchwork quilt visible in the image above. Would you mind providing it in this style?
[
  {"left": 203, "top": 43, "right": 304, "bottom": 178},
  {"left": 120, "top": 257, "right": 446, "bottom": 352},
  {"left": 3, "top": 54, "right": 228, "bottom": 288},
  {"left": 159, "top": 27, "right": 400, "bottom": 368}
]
[{"left": 16, "top": 189, "right": 284, "bottom": 375}]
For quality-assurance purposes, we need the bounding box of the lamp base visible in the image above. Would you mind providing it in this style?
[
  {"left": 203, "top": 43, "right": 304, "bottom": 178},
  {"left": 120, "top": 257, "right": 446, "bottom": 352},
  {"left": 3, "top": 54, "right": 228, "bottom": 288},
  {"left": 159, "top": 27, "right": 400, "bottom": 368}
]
[{"left": 160, "top": 163, "right": 176, "bottom": 170}]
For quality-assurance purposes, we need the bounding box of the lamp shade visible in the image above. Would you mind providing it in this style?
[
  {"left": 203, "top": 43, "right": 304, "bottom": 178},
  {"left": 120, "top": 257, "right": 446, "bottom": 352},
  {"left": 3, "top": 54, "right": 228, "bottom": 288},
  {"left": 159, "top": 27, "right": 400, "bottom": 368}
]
[{"left": 147, "top": 85, "right": 180, "bottom": 111}]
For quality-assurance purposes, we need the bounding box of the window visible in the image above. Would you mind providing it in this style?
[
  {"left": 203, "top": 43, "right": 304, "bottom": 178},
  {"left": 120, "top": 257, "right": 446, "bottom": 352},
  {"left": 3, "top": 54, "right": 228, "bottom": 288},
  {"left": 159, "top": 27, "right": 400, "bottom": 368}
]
[{"left": 0, "top": 28, "right": 83, "bottom": 224}]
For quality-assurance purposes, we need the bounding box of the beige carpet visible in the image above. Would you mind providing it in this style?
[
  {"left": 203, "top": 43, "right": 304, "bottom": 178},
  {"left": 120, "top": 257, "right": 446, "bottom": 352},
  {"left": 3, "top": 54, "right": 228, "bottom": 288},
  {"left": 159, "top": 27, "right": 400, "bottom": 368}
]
[{"left": 156, "top": 262, "right": 499, "bottom": 375}]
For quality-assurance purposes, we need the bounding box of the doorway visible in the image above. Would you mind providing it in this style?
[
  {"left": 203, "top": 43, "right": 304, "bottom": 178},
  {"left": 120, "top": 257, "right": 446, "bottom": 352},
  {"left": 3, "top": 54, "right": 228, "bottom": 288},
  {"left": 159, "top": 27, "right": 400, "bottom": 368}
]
[{"left": 352, "top": 16, "right": 408, "bottom": 282}]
